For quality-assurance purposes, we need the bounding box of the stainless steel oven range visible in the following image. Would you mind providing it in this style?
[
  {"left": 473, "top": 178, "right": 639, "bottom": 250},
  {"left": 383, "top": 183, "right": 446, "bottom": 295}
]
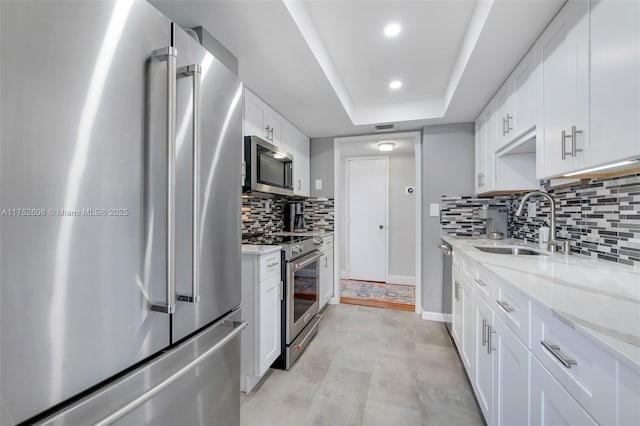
[{"left": 241, "top": 233, "right": 324, "bottom": 369}]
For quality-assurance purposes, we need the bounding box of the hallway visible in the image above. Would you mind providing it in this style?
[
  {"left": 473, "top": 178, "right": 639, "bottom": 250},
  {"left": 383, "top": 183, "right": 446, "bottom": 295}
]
[{"left": 241, "top": 304, "right": 483, "bottom": 426}]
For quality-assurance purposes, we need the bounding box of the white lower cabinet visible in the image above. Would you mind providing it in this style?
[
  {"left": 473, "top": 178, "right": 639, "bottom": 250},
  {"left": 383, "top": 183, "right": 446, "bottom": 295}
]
[
  {"left": 240, "top": 251, "right": 282, "bottom": 393},
  {"left": 473, "top": 296, "right": 494, "bottom": 424},
  {"left": 492, "top": 316, "right": 529, "bottom": 426},
  {"left": 451, "top": 251, "right": 634, "bottom": 426},
  {"left": 318, "top": 235, "right": 334, "bottom": 309},
  {"left": 531, "top": 356, "right": 598, "bottom": 426},
  {"left": 461, "top": 277, "right": 475, "bottom": 374}
]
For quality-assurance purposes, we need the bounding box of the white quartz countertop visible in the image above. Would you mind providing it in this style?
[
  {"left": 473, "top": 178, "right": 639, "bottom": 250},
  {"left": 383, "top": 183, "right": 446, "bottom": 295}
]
[
  {"left": 271, "top": 231, "right": 334, "bottom": 237},
  {"left": 442, "top": 234, "right": 640, "bottom": 369},
  {"left": 241, "top": 244, "right": 282, "bottom": 255}
]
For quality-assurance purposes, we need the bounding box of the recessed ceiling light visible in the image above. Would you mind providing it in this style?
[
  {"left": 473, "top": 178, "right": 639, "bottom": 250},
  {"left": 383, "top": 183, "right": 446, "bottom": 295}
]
[
  {"left": 389, "top": 80, "right": 402, "bottom": 90},
  {"left": 378, "top": 142, "right": 395, "bottom": 152},
  {"left": 384, "top": 23, "right": 401, "bottom": 37}
]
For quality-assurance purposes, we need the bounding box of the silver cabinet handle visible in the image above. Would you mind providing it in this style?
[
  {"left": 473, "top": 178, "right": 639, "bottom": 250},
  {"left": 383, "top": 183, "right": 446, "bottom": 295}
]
[
  {"left": 488, "top": 324, "right": 496, "bottom": 354},
  {"left": 475, "top": 278, "right": 487, "bottom": 287},
  {"left": 94, "top": 319, "right": 247, "bottom": 426},
  {"left": 269, "top": 127, "right": 274, "bottom": 141},
  {"left": 454, "top": 281, "right": 461, "bottom": 301},
  {"left": 541, "top": 340, "right": 578, "bottom": 369},
  {"left": 571, "top": 125, "right": 582, "bottom": 157},
  {"left": 506, "top": 114, "right": 513, "bottom": 133},
  {"left": 265, "top": 125, "right": 270, "bottom": 139},
  {"left": 151, "top": 46, "right": 177, "bottom": 314},
  {"left": 266, "top": 262, "right": 280, "bottom": 267},
  {"left": 177, "top": 64, "right": 202, "bottom": 304},
  {"left": 497, "top": 300, "right": 515, "bottom": 313},
  {"left": 482, "top": 319, "right": 488, "bottom": 347},
  {"left": 502, "top": 116, "right": 507, "bottom": 136}
]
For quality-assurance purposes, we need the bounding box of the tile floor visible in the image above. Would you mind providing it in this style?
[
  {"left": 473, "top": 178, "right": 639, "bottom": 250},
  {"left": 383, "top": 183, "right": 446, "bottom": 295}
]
[{"left": 240, "top": 304, "right": 484, "bottom": 426}]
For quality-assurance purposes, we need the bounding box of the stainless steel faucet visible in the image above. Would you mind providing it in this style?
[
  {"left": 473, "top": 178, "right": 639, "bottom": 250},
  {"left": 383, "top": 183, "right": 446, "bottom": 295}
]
[{"left": 514, "top": 191, "right": 561, "bottom": 253}]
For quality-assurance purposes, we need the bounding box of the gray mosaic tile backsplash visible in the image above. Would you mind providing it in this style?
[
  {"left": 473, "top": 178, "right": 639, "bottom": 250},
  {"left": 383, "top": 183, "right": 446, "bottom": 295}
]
[
  {"left": 305, "top": 198, "right": 335, "bottom": 232},
  {"left": 241, "top": 197, "right": 335, "bottom": 235},
  {"left": 441, "top": 173, "right": 640, "bottom": 266}
]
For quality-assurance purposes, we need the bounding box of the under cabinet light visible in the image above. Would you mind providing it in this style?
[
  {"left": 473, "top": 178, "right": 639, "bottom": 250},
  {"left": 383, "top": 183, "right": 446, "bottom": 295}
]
[{"left": 563, "top": 159, "right": 639, "bottom": 176}]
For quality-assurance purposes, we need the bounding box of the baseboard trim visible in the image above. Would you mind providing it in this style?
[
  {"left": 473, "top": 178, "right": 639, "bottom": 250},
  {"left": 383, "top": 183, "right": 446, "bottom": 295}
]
[
  {"left": 340, "top": 270, "right": 348, "bottom": 279},
  {"left": 386, "top": 275, "right": 415, "bottom": 286},
  {"left": 421, "top": 310, "right": 446, "bottom": 322}
]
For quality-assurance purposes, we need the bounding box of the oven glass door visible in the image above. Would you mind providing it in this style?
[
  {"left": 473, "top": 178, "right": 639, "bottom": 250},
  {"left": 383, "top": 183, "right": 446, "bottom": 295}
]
[{"left": 287, "top": 252, "right": 321, "bottom": 342}]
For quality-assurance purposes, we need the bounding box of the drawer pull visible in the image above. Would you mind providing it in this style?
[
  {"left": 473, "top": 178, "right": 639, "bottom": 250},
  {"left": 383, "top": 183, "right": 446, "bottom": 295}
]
[
  {"left": 266, "top": 262, "right": 280, "bottom": 267},
  {"left": 541, "top": 340, "right": 578, "bottom": 369},
  {"left": 497, "top": 300, "right": 516, "bottom": 313},
  {"left": 482, "top": 319, "right": 488, "bottom": 347},
  {"left": 454, "top": 281, "right": 461, "bottom": 301},
  {"left": 475, "top": 278, "right": 487, "bottom": 287}
]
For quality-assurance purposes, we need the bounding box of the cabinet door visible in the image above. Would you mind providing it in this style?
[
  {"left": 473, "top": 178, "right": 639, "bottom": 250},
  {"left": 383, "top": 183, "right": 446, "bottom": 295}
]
[
  {"left": 452, "top": 273, "right": 464, "bottom": 348},
  {"left": 494, "top": 82, "right": 514, "bottom": 150},
  {"left": 258, "top": 274, "right": 281, "bottom": 376},
  {"left": 535, "top": 0, "right": 589, "bottom": 179},
  {"left": 282, "top": 122, "right": 295, "bottom": 157},
  {"left": 244, "top": 89, "right": 268, "bottom": 140},
  {"left": 474, "top": 296, "right": 494, "bottom": 425},
  {"left": 461, "top": 279, "right": 475, "bottom": 375},
  {"left": 512, "top": 49, "right": 536, "bottom": 138},
  {"left": 493, "top": 316, "right": 529, "bottom": 426},
  {"left": 320, "top": 251, "right": 334, "bottom": 308},
  {"left": 587, "top": 0, "right": 640, "bottom": 168},
  {"left": 266, "top": 111, "right": 284, "bottom": 150},
  {"left": 293, "top": 128, "right": 310, "bottom": 197},
  {"left": 531, "top": 357, "right": 598, "bottom": 426},
  {"left": 474, "top": 115, "right": 485, "bottom": 194}
]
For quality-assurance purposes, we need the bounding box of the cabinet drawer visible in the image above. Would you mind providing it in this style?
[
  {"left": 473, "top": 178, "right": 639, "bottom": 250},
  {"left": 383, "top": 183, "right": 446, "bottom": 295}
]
[
  {"left": 494, "top": 279, "right": 530, "bottom": 348},
  {"left": 473, "top": 264, "right": 494, "bottom": 304},
  {"left": 461, "top": 252, "right": 476, "bottom": 283},
  {"left": 531, "top": 304, "right": 616, "bottom": 424},
  {"left": 259, "top": 252, "right": 281, "bottom": 281}
]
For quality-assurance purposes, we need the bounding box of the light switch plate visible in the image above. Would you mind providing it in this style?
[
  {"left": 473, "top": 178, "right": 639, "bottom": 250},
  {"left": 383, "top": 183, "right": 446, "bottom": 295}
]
[
  {"left": 315, "top": 179, "right": 322, "bottom": 190},
  {"left": 429, "top": 203, "right": 439, "bottom": 217}
]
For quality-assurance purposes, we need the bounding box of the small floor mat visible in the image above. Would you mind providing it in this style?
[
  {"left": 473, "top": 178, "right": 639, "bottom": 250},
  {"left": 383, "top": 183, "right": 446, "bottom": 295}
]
[{"left": 340, "top": 279, "right": 415, "bottom": 311}]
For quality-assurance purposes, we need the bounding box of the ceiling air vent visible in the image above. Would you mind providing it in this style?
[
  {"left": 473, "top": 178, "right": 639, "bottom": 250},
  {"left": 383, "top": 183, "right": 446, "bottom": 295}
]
[{"left": 372, "top": 123, "right": 396, "bottom": 132}]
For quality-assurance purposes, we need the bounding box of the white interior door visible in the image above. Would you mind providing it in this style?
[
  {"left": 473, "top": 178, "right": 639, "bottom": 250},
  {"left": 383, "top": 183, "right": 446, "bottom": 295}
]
[{"left": 347, "top": 158, "right": 387, "bottom": 282}]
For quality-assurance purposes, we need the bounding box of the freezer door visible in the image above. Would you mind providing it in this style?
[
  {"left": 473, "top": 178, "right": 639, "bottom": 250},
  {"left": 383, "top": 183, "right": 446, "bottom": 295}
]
[
  {"left": 0, "top": 1, "right": 173, "bottom": 423},
  {"left": 35, "top": 310, "right": 245, "bottom": 426},
  {"left": 172, "top": 27, "right": 243, "bottom": 342}
]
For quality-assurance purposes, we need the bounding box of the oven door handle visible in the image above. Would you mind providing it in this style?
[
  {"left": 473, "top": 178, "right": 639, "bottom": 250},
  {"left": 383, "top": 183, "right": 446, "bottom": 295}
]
[{"left": 288, "top": 251, "right": 323, "bottom": 271}]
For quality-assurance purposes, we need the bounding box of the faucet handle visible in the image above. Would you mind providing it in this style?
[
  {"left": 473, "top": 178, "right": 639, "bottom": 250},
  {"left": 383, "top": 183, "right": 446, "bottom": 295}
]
[{"left": 548, "top": 239, "right": 570, "bottom": 255}]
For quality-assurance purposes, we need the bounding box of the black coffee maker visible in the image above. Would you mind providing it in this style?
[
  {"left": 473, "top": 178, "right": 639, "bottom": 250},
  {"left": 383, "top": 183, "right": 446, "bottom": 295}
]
[{"left": 285, "top": 202, "right": 307, "bottom": 232}]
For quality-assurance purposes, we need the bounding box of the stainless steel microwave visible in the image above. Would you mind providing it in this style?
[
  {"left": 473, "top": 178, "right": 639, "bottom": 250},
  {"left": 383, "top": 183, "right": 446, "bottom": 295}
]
[{"left": 243, "top": 136, "right": 294, "bottom": 196}]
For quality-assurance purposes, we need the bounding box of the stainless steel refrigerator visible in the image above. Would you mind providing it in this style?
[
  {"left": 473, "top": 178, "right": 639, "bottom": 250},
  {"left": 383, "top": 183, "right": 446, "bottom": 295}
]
[{"left": 0, "top": 1, "right": 244, "bottom": 424}]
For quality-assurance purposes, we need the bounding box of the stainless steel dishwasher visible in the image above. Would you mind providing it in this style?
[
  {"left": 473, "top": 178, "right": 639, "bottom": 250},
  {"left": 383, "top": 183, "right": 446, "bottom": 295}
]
[{"left": 439, "top": 241, "right": 453, "bottom": 336}]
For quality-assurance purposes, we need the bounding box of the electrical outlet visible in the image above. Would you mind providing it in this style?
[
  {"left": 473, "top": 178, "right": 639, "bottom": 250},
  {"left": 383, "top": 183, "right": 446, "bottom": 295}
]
[{"left": 315, "top": 179, "right": 322, "bottom": 190}]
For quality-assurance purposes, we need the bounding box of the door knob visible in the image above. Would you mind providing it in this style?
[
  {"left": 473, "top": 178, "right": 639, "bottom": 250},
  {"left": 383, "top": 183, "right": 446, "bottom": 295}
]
[{"left": 379, "top": 225, "right": 384, "bottom": 229}]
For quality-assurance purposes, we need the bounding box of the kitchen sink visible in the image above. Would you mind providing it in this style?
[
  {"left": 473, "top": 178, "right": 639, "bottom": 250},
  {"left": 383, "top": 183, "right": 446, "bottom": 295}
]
[{"left": 474, "top": 246, "right": 548, "bottom": 256}]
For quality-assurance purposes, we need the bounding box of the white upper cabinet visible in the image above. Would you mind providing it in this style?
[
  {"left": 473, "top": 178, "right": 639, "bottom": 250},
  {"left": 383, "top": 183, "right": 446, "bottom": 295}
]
[
  {"left": 243, "top": 88, "right": 285, "bottom": 151},
  {"left": 511, "top": 49, "right": 536, "bottom": 138},
  {"left": 475, "top": 102, "right": 495, "bottom": 194},
  {"left": 535, "top": 0, "right": 590, "bottom": 179},
  {"left": 587, "top": 0, "right": 640, "bottom": 168},
  {"left": 494, "top": 49, "right": 536, "bottom": 152},
  {"left": 293, "top": 126, "right": 310, "bottom": 197},
  {"left": 494, "top": 82, "right": 514, "bottom": 149}
]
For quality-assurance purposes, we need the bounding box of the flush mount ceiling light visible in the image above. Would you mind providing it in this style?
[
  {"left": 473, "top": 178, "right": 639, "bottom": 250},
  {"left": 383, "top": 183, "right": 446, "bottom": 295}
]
[
  {"left": 377, "top": 142, "right": 395, "bottom": 152},
  {"left": 563, "top": 159, "right": 639, "bottom": 176},
  {"left": 384, "top": 23, "right": 401, "bottom": 37},
  {"left": 389, "top": 80, "right": 402, "bottom": 90}
]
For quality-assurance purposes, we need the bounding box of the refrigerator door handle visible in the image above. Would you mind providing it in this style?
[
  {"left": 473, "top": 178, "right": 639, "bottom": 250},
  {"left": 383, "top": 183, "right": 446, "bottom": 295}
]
[
  {"left": 177, "top": 64, "right": 202, "bottom": 304},
  {"left": 151, "top": 46, "right": 177, "bottom": 314},
  {"left": 93, "top": 320, "right": 247, "bottom": 426}
]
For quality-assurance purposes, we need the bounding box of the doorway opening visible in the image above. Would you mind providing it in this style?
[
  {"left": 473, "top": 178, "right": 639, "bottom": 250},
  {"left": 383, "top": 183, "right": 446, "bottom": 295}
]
[{"left": 332, "top": 131, "right": 422, "bottom": 313}]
